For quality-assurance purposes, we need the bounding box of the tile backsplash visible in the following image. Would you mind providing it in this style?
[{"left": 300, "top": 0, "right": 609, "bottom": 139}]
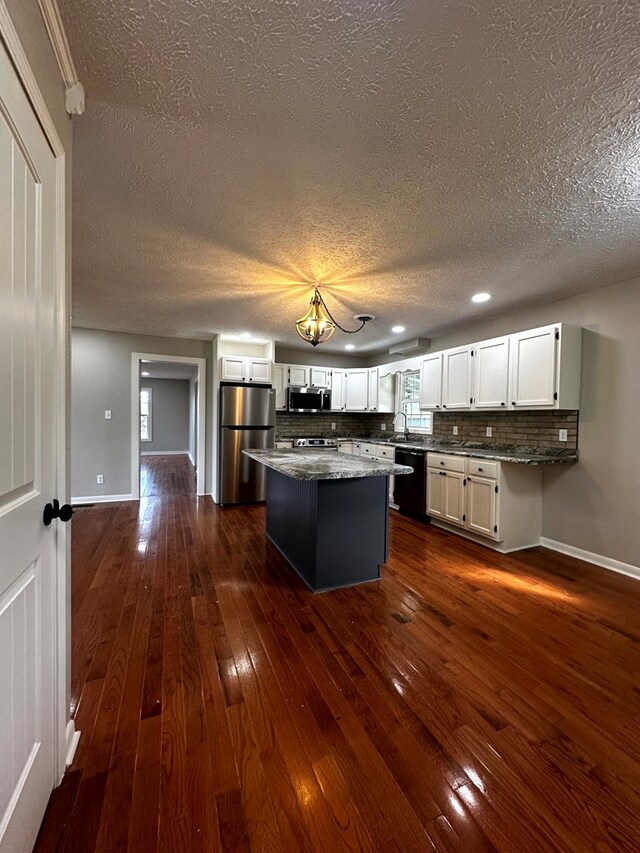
[{"left": 276, "top": 409, "right": 578, "bottom": 450}]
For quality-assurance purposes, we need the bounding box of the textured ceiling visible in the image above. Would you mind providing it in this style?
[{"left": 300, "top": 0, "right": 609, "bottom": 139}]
[{"left": 61, "top": 0, "right": 640, "bottom": 353}]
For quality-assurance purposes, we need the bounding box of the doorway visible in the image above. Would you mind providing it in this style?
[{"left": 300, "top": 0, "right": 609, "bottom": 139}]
[{"left": 131, "top": 353, "right": 207, "bottom": 498}]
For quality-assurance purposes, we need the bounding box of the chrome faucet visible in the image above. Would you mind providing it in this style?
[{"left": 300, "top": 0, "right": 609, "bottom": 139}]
[{"left": 394, "top": 411, "right": 410, "bottom": 440}]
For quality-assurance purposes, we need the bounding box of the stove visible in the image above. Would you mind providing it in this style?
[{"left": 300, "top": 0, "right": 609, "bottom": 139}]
[{"left": 292, "top": 437, "right": 338, "bottom": 449}]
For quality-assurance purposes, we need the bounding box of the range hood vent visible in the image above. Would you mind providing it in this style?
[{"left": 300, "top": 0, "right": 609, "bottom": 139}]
[{"left": 389, "top": 337, "right": 431, "bottom": 355}]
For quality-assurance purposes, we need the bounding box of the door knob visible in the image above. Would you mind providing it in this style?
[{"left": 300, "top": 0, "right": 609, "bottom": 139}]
[{"left": 43, "top": 499, "right": 74, "bottom": 526}]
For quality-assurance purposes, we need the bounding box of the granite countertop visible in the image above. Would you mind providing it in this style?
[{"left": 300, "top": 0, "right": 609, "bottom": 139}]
[
  {"left": 243, "top": 448, "right": 413, "bottom": 481},
  {"left": 275, "top": 435, "right": 578, "bottom": 465}
]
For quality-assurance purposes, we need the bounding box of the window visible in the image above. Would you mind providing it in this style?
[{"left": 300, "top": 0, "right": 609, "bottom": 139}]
[
  {"left": 397, "top": 371, "right": 432, "bottom": 434},
  {"left": 140, "top": 387, "right": 152, "bottom": 441}
]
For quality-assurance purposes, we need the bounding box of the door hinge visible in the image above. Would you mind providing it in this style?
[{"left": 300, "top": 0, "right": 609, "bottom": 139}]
[
  {"left": 553, "top": 391, "right": 558, "bottom": 400},
  {"left": 471, "top": 350, "right": 474, "bottom": 356},
  {"left": 469, "top": 397, "right": 473, "bottom": 405},
  {"left": 495, "top": 485, "right": 498, "bottom": 494},
  {"left": 494, "top": 524, "right": 498, "bottom": 533},
  {"left": 555, "top": 329, "right": 560, "bottom": 340},
  {"left": 462, "top": 514, "right": 466, "bottom": 522},
  {"left": 463, "top": 478, "right": 466, "bottom": 486}
]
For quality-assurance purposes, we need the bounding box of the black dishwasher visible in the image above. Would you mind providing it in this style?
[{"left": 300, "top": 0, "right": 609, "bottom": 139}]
[{"left": 394, "top": 448, "right": 428, "bottom": 518}]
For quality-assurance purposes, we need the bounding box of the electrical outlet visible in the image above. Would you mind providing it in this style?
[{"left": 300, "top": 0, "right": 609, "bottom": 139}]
[
  {"left": 104, "top": 410, "right": 112, "bottom": 420},
  {"left": 486, "top": 426, "right": 492, "bottom": 437},
  {"left": 559, "top": 429, "right": 568, "bottom": 442},
  {"left": 96, "top": 474, "right": 104, "bottom": 484},
  {"left": 331, "top": 422, "right": 336, "bottom": 430},
  {"left": 380, "top": 423, "right": 386, "bottom": 431},
  {"left": 453, "top": 425, "right": 459, "bottom": 436}
]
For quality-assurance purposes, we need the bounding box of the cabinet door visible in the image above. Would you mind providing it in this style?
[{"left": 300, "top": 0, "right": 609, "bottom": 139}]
[
  {"left": 367, "top": 368, "right": 379, "bottom": 411},
  {"left": 442, "top": 471, "right": 465, "bottom": 526},
  {"left": 442, "top": 347, "right": 473, "bottom": 410},
  {"left": 345, "top": 369, "right": 369, "bottom": 411},
  {"left": 337, "top": 442, "right": 352, "bottom": 454},
  {"left": 248, "top": 358, "right": 271, "bottom": 383},
  {"left": 221, "top": 356, "right": 246, "bottom": 382},
  {"left": 509, "top": 325, "right": 557, "bottom": 408},
  {"left": 426, "top": 468, "right": 444, "bottom": 517},
  {"left": 419, "top": 353, "right": 443, "bottom": 409},
  {"left": 272, "top": 365, "right": 287, "bottom": 409},
  {"left": 310, "top": 367, "right": 331, "bottom": 387},
  {"left": 288, "top": 364, "right": 309, "bottom": 386},
  {"left": 467, "top": 475, "right": 498, "bottom": 538},
  {"left": 473, "top": 337, "right": 509, "bottom": 409},
  {"left": 389, "top": 474, "right": 395, "bottom": 505},
  {"left": 331, "top": 369, "right": 345, "bottom": 410}
]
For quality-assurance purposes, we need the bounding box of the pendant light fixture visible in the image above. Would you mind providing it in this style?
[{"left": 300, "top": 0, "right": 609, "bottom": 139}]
[{"left": 295, "top": 286, "right": 375, "bottom": 347}]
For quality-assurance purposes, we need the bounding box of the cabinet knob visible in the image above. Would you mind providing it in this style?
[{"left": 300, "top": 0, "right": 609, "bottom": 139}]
[
  {"left": 443, "top": 404, "right": 447, "bottom": 408},
  {"left": 511, "top": 401, "right": 516, "bottom": 406},
  {"left": 501, "top": 402, "right": 506, "bottom": 407},
  {"left": 478, "top": 467, "right": 483, "bottom": 472}
]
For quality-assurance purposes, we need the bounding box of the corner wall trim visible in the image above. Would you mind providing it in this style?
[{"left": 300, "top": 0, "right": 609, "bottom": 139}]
[
  {"left": 37, "top": 0, "right": 84, "bottom": 114},
  {"left": 72, "top": 493, "right": 136, "bottom": 506},
  {"left": 64, "top": 721, "right": 80, "bottom": 768},
  {"left": 540, "top": 537, "right": 640, "bottom": 582}
]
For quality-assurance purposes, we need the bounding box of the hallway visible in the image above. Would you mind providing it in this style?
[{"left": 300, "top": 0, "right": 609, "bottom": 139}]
[
  {"left": 140, "top": 454, "right": 196, "bottom": 497},
  {"left": 35, "top": 495, "right": 640, "bottom": 852}
]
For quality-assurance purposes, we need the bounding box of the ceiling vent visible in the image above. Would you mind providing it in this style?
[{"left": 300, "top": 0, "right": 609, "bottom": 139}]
[{"left": 389, "top": 337, "right": 431, "bottom": 355}]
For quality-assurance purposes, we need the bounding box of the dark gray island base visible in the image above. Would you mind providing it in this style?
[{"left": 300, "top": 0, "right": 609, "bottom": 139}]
[{"left": 243, "top": 449, "right": 412, "bottom": 593}]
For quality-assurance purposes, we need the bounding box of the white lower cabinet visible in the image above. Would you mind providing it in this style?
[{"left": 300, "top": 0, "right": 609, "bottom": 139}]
[
  {"left": 426, "top": 453, "right": 542, "bottom": 552},
  {"left": 339, "top": 441, "right": 395, "bottom": 504}
]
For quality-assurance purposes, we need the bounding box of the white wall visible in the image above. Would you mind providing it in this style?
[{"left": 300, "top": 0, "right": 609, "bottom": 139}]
[{"left": 72, "top": 328, "right": 213, "bottom": 498}]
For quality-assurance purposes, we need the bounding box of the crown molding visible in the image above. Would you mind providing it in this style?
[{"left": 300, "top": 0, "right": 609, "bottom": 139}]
[{"left": 37, "top": 0, "right": 84, "bottom": 114}]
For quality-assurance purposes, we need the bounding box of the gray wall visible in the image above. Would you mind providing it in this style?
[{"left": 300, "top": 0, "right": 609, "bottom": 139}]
[
  {"left": 373, "top": 276, "right": 640, "bottom": 567},
  {"left": 141, "top": 379, "right": 190, "bottom": 454},
  {"left": 72, "top": 328, "right": 212, "bottom": 497}
]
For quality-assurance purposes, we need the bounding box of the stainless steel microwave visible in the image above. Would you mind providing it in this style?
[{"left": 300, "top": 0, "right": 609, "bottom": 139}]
[{"left": 286, "top": 386, "right": 331, "bottom": 413}]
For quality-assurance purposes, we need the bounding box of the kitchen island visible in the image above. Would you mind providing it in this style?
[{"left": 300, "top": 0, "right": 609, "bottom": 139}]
[{"left": 243, "top": 449, "right": 412, "bottom": 592}]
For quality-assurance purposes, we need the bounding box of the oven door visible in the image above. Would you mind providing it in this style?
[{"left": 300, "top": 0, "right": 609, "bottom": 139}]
[{"left": 287, "top": 386, "right": 324, "bottom": 412}]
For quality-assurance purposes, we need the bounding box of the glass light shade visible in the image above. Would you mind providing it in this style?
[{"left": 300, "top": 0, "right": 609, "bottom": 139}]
[{"left": 295, "top": 290, "right": 336, "bottom": 347}]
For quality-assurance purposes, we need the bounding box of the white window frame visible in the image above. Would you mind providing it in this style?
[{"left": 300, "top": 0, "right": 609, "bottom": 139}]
[
  {"left": 395, "top": 371, "right": 433, "bottom": 434},
  {"left": 140, "top": 386, "right": 153, "bottom": 442}
]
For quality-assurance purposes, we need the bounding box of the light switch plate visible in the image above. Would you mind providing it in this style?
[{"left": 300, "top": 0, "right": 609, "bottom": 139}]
[
  {"left": 96, "top": 474, "right": 104, "bottom": 484},
  {"left": 105, "top": 410, "right": 112, "bottom": 420},
  {"left": 331, "top": 422, "right": 336, "bottom": 430},
  {"left": 453, "top": 425, "right": 459, "bottom": 436},
  {"left": 486, "top": 426, "right": 492, "bottom": 437},
  {"left": 559, "top": 429, "right": 568, "bottom": 442},
  {"left": 380, "top": 423, "right": 386, "bottom": 430}
]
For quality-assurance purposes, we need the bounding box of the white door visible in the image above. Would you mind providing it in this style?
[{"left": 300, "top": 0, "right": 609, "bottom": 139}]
[
  {"left": 247, "top": 358, "right": 271, "bottom": 383},
  {"left": 442, "top": 471, "right": 466, "bottom": 526},
  {"left": 0, "top": 42, "right": 59, "bottom": 852},
  {"left": 344, "top": 369, "right": 369, "bottom": 411},
  {"left": 272, "top": 365, "right": 286, "bottom": 409},
  {"left": 330, "top": 369, "right": 345, "bottom": 410},
  {"left": 367, "top": 368, "right": 379, "bottom": 412},
  {"left": 509, "top": 325, "right": 558, "bottom": 408},
  {"left": 221, "top": 356, "right": 245, "bottom": 381},
  {"left": 310, "top": 367, "right": 330, "bottom": 387},
  {"left": 467, "top": 475, "right": 498, "bottom": 539},
  {"left": 288, "top": 364, "right": 309, "bottom": 386},
  {"left": 426, "top": 469, "right": 444, "bottom": 517},
  {"left": 473, "top": 337, "right": 510, "bottom": 409},
  {"left": 442, "top": 347, "right": 473, "bottom": 410},
  {"left": 419, "top": 353, "right": 443, "bottom": 409}
]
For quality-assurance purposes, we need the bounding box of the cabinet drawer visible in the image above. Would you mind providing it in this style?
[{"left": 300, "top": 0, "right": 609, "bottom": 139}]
[
  {"left": 376, "top": 446, "right": 395, "bottom": 460},
  {"left": 427, "top": 453, "right": 466, "bottom": 473},
  {"left": 361, "top": 444, "right": 377, "bottom": 456},
  {"left": 467, "top": 459, "right": 498, "bottom": 479}
]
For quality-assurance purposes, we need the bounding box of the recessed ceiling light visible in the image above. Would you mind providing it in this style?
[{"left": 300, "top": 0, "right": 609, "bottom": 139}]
[
  {"left": 344, "top": 344, "right": 355, "bottom": 350},
  {"left": 391, "top": 325, "right": 405, "bottom": 334},
  {"left": 239, "top": 332, "right": 253, "bottom": 339},
  {"left": 141, "top": 371, "right": 150, "bottom": 376},
  {"left": 471, "top": 292, "right": 492, "bottom": 303}
]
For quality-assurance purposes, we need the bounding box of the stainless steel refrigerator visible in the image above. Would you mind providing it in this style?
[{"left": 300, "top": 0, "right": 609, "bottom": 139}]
[{"left": 219, "top": 385, "right": 276, "bottom": 505}]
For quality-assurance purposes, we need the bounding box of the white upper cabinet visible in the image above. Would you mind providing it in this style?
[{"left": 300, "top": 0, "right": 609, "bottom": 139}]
[
  {"left": 272, "top": 364, "right": 286, "bottom": 409},
  {"left": 331, "top": 369, "right": 346, "bottom": 410},
  {"left": 419, "top": 353, "right": 443, "bottom": 409},
  {"left": 220, "top": 356, "right": 271, "bottom": 383},
  {"left": 367, "top": 368, "right": 379, "bottom": 411},
  {"left": 473, "top": 336, "right": 509, "bottom": 409},
  {"left": 344, "top": 369, "right": 369, "bottom": 411},
  {"left": 288, "top": 364, "right": 309, "bottom": 386},
  {"left": 442, "top": 347, "right": 473, "bottom": 410},
  {"left": 310, "top": 367, "right": 331, "bottom": 388},
  {"left": 509, "top": 323, "right": 581, "bottom": 410}
]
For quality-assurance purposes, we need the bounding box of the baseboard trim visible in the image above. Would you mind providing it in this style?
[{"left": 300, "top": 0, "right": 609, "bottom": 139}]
[
  {"left": 140, "top": 450, "right": 190, "bottom": 456},
  {"left": 540, "top": 537, "right": 640, "bottom": 582},
  {"left": 65, "top": 720, "right": 81, "bottom": 767},
  {"left": 72, "top": 493, "right": 136, "bottom": 505}
]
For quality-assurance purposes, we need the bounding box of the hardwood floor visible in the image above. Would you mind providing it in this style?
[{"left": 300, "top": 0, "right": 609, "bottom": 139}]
[
  {"left": 35, "top": 495, "right": 640, "bottom": 852},
  {"left": 140, "top": 454, "right": 196, "bottom": 496}
]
